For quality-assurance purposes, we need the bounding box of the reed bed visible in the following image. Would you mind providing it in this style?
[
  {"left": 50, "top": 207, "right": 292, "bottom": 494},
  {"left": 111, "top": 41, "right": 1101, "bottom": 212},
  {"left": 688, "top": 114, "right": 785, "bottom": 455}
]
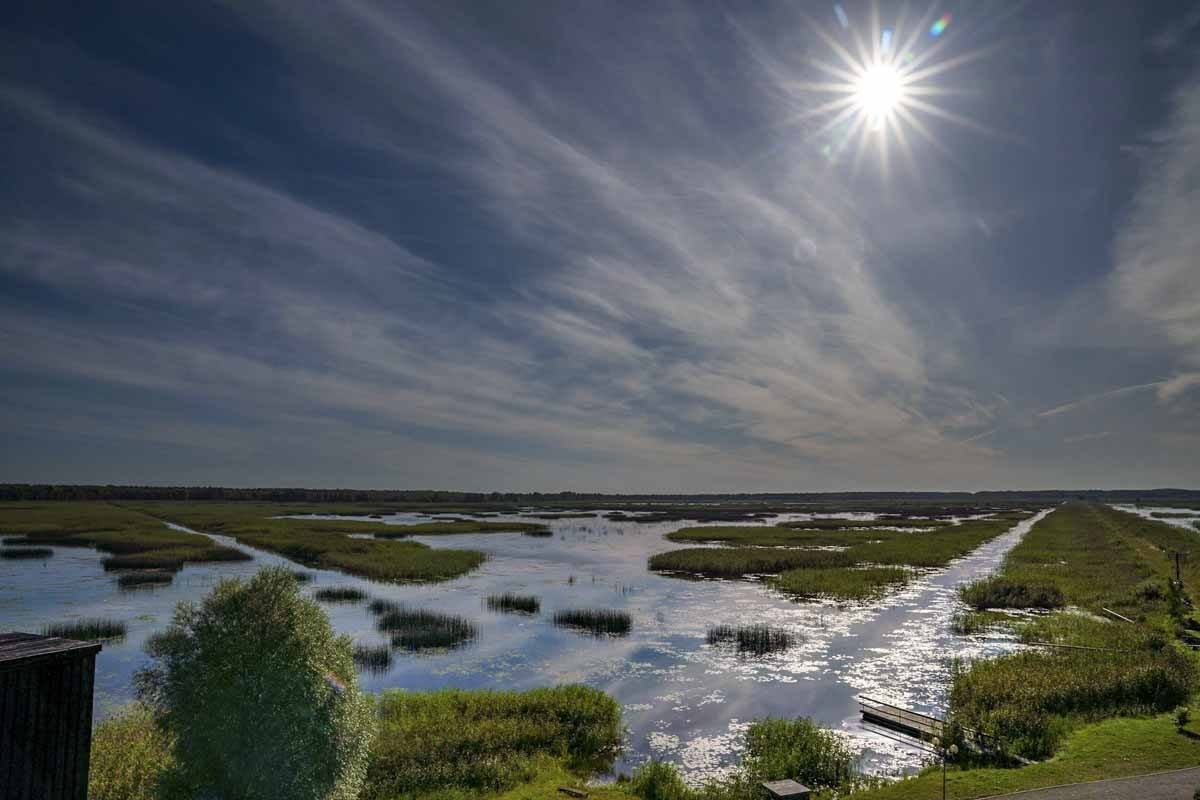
[
  {"left": 375, "top": 607, "right": 478, "bottom": 651},
  {"left": 117, "top": 571, "right": 174, "bottom": 589},
  {"left": 289, "top": 570, "right": 313, "bottom": 583},
  {"left": 771, "top": 566, "right": 912, "bottom": 601},
  {"left": 372, "top": 520, "right": 548, "bottom": 537},
  {"left": 706, "top": 624, "right": 795, "bottom": 655},
  {"left": 485, "top": 593, "right": 541, "bottom": 614},
  {"left": 313, "top": 586, "right": 369, "bottom": 603},
  {"left": 1, "top": 546, "right": 54, "bottom": 559},
  {"left": 959, "top": 577, "right": 1065, "bottom": 610},
  {"left": 649, "top": 547, "right": 853, "bottom": 578},
  {"left": 552, "top": 608, "right": 632, "bottom": 637},
  {"left": 522, "top": 529, "right": 554, "bottom": 537},
  {"left": 43, "top": 617, "right": 127, "bottom": 642},
  {"left": 352, "top": 643, "right": 393, "bottom": 674}
]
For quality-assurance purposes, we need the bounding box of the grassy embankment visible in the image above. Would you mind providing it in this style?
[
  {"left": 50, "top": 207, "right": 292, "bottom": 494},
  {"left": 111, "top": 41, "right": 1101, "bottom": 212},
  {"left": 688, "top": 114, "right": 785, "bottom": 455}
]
[
  {"left": 0, "top": 503, "right": 249, "bottom": 590},
  {"left": 122, "top": 501, "right": 523, "bottom": 582},
  {"left": 850, "top": 502, "right": 1200, "bottom": 799},
  {"left": 651, "top": 514, "right": 1030, "bottom": 601}
]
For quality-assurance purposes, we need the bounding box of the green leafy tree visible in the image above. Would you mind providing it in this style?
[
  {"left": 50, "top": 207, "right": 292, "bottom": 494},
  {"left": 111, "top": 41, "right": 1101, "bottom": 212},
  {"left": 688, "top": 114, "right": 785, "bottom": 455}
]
[{"left": 136, "top": 567, "right": 375, "bottom": 800}]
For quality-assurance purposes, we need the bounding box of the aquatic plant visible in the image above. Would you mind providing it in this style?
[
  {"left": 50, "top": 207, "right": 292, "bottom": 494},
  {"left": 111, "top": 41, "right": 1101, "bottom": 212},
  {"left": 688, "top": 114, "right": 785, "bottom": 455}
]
[
  {"left": 486, "top": 593, "right": 541, "bottom": 614},
  {"left": 376, "top": 607, "right": 478, "bottom": 651},
  {"left": 44, "top": 617, "right": 127, "bottom": 642},
  {"left": 706, "top": 624, "right": 795, "bottom": 655},
  {"left": 522, "top": 528, "right": 554, "bottom": 537},
  {"left": 771, "top": 566, "right": 911, "bottom": 601},
  {"left": 364, "top": 685, "right": 621, "bottom": 799},
  {"left": 959, "top": 577, "right": 1065, "bottom": 610},
  {"left": 372, "top": 519, "right": 548, "bottom": 537},
  {"left": 0, "top": 546, "right": 54, "bottom": 559},
  {"left": 117, "top": 572, "right": 174, "bottom": 589},
  {"left": 352, "top": 643, "right": 393, "bottom": 674},
  {"left": 552, "top": 608, "right": 632, "bottom": 636},
  {"left": 649, "top": 547, "right": 853, "bottom": 578},
  {"left": 290, "top": 570, "right": 314, "bottom": 583},
  {"left": 313, "top": 586, "right": 369, "bottom": 603}
]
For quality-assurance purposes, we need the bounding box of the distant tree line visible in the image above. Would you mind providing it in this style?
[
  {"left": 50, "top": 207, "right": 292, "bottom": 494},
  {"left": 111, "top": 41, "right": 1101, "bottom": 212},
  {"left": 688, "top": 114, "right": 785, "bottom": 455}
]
[{"left": 2, "top": 483, "right": 1198, "bottom": 504}]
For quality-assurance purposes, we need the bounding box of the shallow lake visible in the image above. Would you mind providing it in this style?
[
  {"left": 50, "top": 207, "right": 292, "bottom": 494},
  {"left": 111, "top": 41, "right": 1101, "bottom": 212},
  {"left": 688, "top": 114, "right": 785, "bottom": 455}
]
[{"left": 0, "top": 508, "right": 1051, "bottom": 782}]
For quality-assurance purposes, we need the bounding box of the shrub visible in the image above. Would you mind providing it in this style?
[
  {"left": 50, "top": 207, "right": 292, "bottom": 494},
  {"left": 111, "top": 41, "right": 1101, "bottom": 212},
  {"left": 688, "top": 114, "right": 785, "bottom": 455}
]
[
  {"left": 741, "top": 717, "right": 859, "bottom": 790},
  {"left": 630, "top": 760, "right": 692, "bottom": 800},
  {"left": 1176, "top": 706, "right": 1191, "bottom": 730},
  {"left": 136, "top": 566, "right": 375, "bottom": 800},
  {"left": 88, "top": 703, "right": 175, "bottom": 800},
  {"left": 959, "top": 577, "right": 1064, "bottom": 610}
]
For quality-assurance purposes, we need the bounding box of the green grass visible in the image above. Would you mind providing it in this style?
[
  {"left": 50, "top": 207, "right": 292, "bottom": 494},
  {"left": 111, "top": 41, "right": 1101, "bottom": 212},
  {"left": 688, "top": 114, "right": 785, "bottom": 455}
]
[
  {"left": 553, "top": 608, "right": 632, "bottom": 637},
  {"left": 0, "top": 502, "right": 250, "bottom": 571},
  {"left": 363, "top": 686, "right": 621, "bottom": 799},
  {"left": 313, "top": 586, "right": 369, "bottom": 603},
  {"left": 352, "top": 643, "right": 393, "bottom": 674},
  {"left": 706, "top": 624, "right": 795, "bottom": 655},
  {"left": 649, "top": 547, "right": 854, "bottom": 577},
  {"left": 777, "top": 517, "right": 952, "bottom": 530},
  {"left": 846, "top": 711, "right": 1200, "bottom": 800},
  {"left": 43, "top": 617, "right": 127, "bottom": 641},
  {"left": 1, "top": 545, "right": 54, "bottom": 559},
  {"left": 373, "top": 519, "right": 549, "bottom": 536},
  {"left": 959, "top": 577, "right": 1065, "bottom": 610},
  {"left": 486, "top": 593, "right": 541, "bottom": 614},
  {"left": 771, "top": 566, "right": 912, "bottom": 601},
  {"left": 120, "top": 501, "right": 490, "bottom": 583}
]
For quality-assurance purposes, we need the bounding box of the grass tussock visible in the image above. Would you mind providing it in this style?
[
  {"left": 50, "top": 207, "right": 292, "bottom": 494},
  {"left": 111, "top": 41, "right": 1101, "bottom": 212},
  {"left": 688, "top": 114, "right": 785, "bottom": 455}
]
[
  {"left": 1, "top": 546, "right": 54, "bottom": 559},
  {"left": 771, "top": 566, "right": 912, "bottom": 601},
  {"left": 44, "top": 617, "right": 127, "bottom": 642},
  {"left": 352, "top": 643, "right": 393, "bottom": 674},
  {"left": 706, "top": 624, "right": 795, "bottom": 655},
  {"left": 117, "top": 571, "right": 174, "bottom": 589},
  {"left": 553, "top": 608, "right": 632, "bottom": 637},
  {"left": 313, "top": 586, "right": 369, "bottom": 603},
  {"left": 649, "top": 547, "right": 853, "bottom": 578},
  {"left": 363, "top": 686, "right": 621, "bottom": 799},
  {"left": 486, "top": 593, "right": 541, "bottom": 614},
  {"left": 959, "top": 577, "right": 1065, "bottom": 610},
  {"left": 375, "top": 607, "right": 478, "bottom": 651},
  {"left": 372, "top": 519, "right": 549, "bottom": 537},
  {"left": 289, "top": 570, "right": 313, "bottom": 583}
]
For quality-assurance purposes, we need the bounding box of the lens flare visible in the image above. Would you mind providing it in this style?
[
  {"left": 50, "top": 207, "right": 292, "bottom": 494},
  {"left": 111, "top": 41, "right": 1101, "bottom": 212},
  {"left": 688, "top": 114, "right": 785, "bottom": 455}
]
[
  {"left": 929, "top": 13, "right": 951, "bottom": 37},
  {"left": 855, "top": 62, "right": 903, "bottom": 126}
]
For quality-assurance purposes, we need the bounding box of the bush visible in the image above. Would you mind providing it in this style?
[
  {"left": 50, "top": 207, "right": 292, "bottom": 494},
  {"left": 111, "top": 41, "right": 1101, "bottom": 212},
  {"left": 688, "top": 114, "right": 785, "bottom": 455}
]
[
  {"left": 89, "top": 704, "right": 175, "bottom": 800},
  {"left": 136, "top": 566, "right": 375, "bottom": 800},
  {"left": 741, "top": 717, "right": 859, "bottom": 790},
  {"left": 1176, "top": 706, "right": 1191, "bottom": 729},
  {"left": 630, "top": 760, "right": 693, "bottom": 800}
]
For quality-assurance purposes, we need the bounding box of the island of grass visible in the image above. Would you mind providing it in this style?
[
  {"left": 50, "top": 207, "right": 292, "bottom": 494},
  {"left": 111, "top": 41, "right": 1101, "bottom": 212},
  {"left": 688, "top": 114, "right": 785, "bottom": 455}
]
[
  {"left": 0, "top": 502, "right": 249, "bottom": 572},
  {"left": 372, "top": 519, "right": 549, "bottom": 536},
  {"left": 120, "top": 501, "right": 491, "bottom": 583},
  {"left": 652, "top": 517, "right": 1022, "bottom": 599}
]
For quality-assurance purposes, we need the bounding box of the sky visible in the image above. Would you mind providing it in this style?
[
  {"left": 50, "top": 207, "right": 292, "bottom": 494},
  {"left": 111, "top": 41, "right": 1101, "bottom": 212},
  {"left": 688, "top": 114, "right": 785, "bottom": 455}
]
[{"left": 2, "top": 1, "right": 1200, "bottom": 492}]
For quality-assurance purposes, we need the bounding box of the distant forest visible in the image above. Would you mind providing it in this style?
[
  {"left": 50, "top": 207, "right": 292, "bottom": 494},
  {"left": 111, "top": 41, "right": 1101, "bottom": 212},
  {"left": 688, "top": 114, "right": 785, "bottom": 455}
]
[{"left": 2, "top": 484, "right": 1198, "bottom": 505}]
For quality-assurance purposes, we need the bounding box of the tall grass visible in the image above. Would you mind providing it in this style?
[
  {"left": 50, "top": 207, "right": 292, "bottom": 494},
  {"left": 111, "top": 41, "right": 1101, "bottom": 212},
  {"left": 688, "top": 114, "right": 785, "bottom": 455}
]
[
  {"left": 486, "top": 593, "right": 541, "bottom": 614},
  {"left": 649, "top": 547, "right": 853, "bottom": 578},
  {"left": 117, "top": 572, "right": 174, "bottom": 590},
  {"left": 706, "top": 624, "right": 795, "bottom": 655},
  {"left": 959, "top": 577, "right": 1064, "bottom": 610},
  {"left": 771, "top": 566, "right": 911, "bottom": 601},
  {"left": 372, "top": 519, "right": 548, "bottom": 536},
  {"left": 88, "top": 703, "right": 175, "bottom": 800},
  {"left": 363, "top": 686, "right": 621, "bottom": 799},
  {"left": 376, "top": 607, "right": 478, "bottom": 651},
  {"left": 1, "top": 546, "right": 53, "bottom": 559},
  {"left": 313, "top": 586, "right": 368, "bottom": 603},
  {"left": 553, "top": 608, "right": 632, "bottom": 637},
  {"left": 352, "top": 643, "right": 393, "bottom": 674},
  {"left": 44, "top": 617, "right": 127, "bottom": 641}
]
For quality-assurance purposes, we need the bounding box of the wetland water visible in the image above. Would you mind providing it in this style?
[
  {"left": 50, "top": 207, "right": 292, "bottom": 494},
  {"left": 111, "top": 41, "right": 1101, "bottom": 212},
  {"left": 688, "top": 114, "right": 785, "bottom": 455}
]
[{"left": 0, "top": 508, "right": 1049, "bottom": 781}]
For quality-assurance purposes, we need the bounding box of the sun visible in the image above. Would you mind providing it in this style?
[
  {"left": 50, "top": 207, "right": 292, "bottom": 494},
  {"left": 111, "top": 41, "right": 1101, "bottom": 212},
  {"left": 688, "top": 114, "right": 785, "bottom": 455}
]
[{"left": 855, "top": 61, "right": 904, "bottom": 128}]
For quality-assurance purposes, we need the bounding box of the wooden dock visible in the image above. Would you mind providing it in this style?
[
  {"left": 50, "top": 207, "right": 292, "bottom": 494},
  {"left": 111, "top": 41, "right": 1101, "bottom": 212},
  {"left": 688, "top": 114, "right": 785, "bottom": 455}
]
[{"left": 858, "top": 695, "right": 946, "bottom": 741}]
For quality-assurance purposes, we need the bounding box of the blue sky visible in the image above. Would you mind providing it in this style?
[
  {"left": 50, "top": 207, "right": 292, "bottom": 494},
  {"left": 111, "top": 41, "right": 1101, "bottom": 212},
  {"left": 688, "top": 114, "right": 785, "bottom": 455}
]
[{"left": 2, "top": 1, "right": 1200, "bottom": 491}]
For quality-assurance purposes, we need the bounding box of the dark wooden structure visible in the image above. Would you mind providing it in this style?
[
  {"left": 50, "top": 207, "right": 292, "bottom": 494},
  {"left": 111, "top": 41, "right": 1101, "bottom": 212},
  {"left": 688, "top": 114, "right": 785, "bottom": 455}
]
[
  {"left": 1, "top": 632, "right": 102, "bottom": 800},
  {"left": 761, "top": 779, "right": 811, "bottom": 798}
]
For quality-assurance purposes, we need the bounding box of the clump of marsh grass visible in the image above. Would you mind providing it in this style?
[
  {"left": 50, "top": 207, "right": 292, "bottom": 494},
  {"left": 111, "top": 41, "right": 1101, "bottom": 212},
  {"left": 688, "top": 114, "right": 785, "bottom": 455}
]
[
  {"left": 706, "top": 623, "right": 795, "bottom": 655},
  {"left": 485, "top": 593, "right": 540, "bottom": 614},
  {"left": 352, "top": 643, "right": 393, "bottom": 674},
  {"left": 522, "top": 529, "right": 554, "bottom": 537},
  {"left": 44, "top": 617, "right": 127, "bottom": 642},
  {"left": 313, "top": 586, "right": 369, "bottom": 603},
  {"left": 1, "top": 546, "right": 54, "bottom": 559},
  {"left": 959, "top": 577, "right": 1065, "bottom": 610},
  {"left": 117, "top": 571, "right": 174, "bottom": 590},
  {"left": 375, "top": 607, "right": 478, "bottom": 651},
  {"left": 289, "top": 570, "right": 314, "bottom": 583},
  {"left": 552, "top": 608, "right": 632, "bottom": 637},
  {"left": 101, "top": 553, "right": 188, "bottom": 572}
]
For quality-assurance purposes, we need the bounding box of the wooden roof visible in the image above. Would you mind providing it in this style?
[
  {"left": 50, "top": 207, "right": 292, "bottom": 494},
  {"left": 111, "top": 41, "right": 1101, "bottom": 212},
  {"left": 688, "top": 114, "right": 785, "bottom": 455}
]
[{"left": 0, "top": 632, "right": 101, "bottom": 671}]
